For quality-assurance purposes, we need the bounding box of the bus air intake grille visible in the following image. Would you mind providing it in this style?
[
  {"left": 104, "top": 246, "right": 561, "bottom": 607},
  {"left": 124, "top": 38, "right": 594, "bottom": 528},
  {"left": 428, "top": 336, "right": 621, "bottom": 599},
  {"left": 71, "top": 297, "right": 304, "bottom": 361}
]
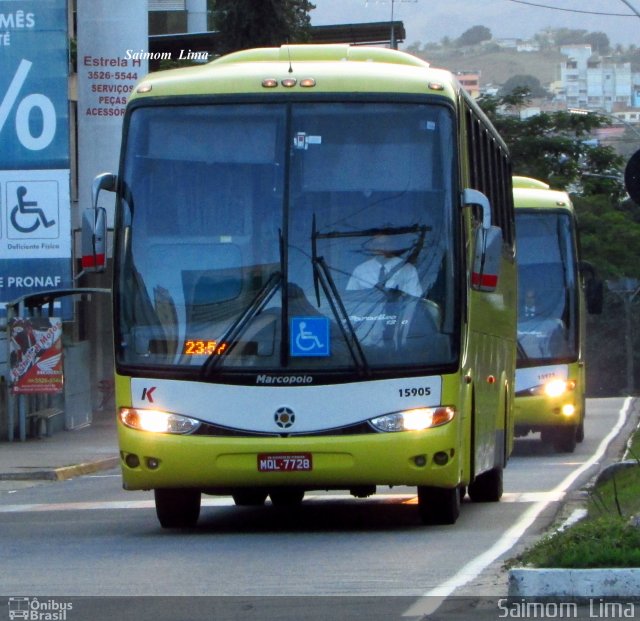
[{"left": 192, "top": 421, "right": 376, "bottom": 437}]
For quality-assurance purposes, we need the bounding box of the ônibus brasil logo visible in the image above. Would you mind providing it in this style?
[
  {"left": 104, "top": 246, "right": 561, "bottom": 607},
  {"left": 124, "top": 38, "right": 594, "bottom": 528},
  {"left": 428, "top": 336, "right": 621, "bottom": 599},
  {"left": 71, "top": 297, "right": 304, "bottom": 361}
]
[{"left": 8, "top": 597, "right": 72, "bottom": 621}]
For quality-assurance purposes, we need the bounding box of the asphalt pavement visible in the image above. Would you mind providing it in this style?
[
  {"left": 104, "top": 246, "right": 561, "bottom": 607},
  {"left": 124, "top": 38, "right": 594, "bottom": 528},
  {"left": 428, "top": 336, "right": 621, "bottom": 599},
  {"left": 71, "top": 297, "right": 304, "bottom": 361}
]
[{"left": 1, "top": 399, "right": 640, "bottom": 605}]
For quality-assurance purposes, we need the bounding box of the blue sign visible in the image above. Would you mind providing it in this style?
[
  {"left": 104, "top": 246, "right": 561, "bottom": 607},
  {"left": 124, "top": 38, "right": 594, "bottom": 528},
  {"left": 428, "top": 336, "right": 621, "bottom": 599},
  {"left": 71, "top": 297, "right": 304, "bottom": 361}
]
[
  {"left": 0, "top": 257, "right": 72, "bottom": 318},
  {"left": 0, "top": 0, "right": 70, "bottom": 170},
  {"left": 290, "top": 316, "right": 331, "bottom": 357},
  {"left": 0, "top": 2, "right": 72, "bottom": 316}
]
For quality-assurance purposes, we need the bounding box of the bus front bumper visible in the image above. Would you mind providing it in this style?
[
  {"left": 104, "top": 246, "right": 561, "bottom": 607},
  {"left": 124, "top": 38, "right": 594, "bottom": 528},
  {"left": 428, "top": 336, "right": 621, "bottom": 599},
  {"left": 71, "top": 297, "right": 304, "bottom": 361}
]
[
  {"left": 514, "top": 394, "right": 581, "bottom": 435},
  {"left": 117, "top": 421, "right": 462, "bottom": 491}
]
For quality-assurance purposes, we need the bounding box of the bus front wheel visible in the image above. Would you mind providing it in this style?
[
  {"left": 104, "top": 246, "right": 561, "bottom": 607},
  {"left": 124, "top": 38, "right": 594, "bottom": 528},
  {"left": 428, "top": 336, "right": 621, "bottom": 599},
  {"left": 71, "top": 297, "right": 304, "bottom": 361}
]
[
  {"left": 417, "top": 485, "right": 460, "bottom": 525},
  {"left": 468, "top": 467, "right": 503, "bottom": 503},
  {"left": 553, "top": 426, "right": 577, "bottom": 453},
  {"left": 155, "top": 488, "right": 201, "bottom": 528}
]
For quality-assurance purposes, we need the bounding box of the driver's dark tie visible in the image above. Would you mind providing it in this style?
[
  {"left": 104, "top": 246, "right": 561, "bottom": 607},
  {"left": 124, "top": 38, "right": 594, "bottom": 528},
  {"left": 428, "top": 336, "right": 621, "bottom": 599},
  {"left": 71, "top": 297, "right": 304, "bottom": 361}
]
[{"left": 377, "top": 264, "right": 387, "bottom": 288}]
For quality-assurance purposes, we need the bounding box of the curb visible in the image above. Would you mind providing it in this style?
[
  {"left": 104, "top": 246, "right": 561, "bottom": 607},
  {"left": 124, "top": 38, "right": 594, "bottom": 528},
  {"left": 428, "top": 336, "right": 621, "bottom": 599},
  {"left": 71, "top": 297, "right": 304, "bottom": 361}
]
[
  {"left": 509, "top": 568, "right": 640, "bottom": 598},
  {"left": 0, "top": 456, "right": 120, "bottom": 482}
]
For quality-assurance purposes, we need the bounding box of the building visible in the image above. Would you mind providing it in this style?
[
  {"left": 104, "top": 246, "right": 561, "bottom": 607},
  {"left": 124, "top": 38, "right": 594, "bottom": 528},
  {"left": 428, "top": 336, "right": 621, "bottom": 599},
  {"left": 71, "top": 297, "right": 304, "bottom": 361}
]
[
  {"left": 456, "top": 71, "right": 481, "bottom": 98},
  {"left": 559, "top": 44, "right": 634, "bottom": 113}
]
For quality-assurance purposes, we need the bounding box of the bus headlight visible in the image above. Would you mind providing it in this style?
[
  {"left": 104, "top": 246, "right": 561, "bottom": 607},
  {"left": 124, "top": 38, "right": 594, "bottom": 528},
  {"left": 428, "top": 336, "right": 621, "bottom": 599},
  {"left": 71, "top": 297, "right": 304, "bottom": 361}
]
[
  {"left": 519, "top": 379, "right": 576, "bottom": 398},
  {"left": 544, "top": 379, "right": 575, "bottom": 398},
  {"left": 119, "top": 408, "right": 201, "bottom": 435},
  {"left": 369, "top": 407, "right": 455, "bottom": 432}
]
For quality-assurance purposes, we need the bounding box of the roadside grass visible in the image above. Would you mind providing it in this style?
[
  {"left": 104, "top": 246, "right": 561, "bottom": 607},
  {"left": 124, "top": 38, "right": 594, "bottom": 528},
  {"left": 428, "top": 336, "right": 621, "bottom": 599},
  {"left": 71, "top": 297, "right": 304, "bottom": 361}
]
[{"left": 506, "top": 427, "right": 640, "bottom": 569}]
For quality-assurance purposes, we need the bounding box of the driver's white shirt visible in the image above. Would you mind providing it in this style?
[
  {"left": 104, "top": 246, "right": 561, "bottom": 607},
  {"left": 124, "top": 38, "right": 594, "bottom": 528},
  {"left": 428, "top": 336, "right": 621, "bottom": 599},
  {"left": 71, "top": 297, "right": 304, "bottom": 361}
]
[{"left": 346, "top": 257, "right": 422, "bottom": 297}]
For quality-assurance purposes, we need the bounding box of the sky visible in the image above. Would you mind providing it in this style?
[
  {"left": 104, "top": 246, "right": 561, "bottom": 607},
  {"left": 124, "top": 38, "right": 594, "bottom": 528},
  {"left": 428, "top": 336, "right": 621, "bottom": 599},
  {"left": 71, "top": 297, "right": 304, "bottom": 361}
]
[{"left": 309, "top": 0, "right": 640, "bottom": 47}]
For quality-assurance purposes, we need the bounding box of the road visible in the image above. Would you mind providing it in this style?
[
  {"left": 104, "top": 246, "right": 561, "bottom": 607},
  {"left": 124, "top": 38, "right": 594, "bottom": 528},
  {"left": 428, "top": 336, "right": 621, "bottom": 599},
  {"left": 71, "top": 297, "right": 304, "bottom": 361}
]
[{"left": 0, "top": 397, "right": 636, "bottom": 621}]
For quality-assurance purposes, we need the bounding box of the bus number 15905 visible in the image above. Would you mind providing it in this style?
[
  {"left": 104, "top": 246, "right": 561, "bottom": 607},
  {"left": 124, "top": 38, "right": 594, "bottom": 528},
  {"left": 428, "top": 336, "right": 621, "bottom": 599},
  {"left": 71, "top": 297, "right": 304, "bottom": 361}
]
[{"left": 399, "top": 387, "right": 432, "bottom": 398}]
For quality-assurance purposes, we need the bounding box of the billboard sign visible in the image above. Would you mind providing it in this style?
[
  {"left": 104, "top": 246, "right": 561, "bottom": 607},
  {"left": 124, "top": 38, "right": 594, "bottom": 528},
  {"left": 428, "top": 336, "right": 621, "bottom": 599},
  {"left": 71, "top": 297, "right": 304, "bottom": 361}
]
[
  {"left": 0, "top": 0, "right": 69, "bottom": 170},
  {"left": 0, "top": 0, "right": 71, "bottom": 317}
]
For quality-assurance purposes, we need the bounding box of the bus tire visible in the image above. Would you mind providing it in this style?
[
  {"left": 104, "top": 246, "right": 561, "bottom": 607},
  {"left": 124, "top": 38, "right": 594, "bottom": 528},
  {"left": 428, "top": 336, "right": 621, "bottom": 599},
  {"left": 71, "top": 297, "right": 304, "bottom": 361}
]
[
  {"left": 417, "top": 486, "right": 460, "bottom": 525},
  {"left": 576, "top": 418, "right": 585, "bottom": 444},
  {"left": 468, "top": 467, "right": 503, "bottom": 502},
  {"left": 269, "top": 488, "right": 305, "bottom": 506},
  {"left": 553, "top": 426, "right": 577, "bottom": 453},
  {"left": 154, "top": 488, "right": 201, "bottom": 528},
  {"left": 232, "top": 489, "right": 268, "bottom": 506}
]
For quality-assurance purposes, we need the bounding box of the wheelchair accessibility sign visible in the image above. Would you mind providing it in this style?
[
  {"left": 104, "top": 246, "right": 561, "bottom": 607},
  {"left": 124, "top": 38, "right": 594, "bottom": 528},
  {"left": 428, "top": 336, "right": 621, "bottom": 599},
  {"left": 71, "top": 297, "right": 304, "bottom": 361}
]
[
  {"left": 290, "top": 317, "right": 330, "bottom": 357},
  {"left": 5, "top": 180, "right": 59, "bottom": 239}
]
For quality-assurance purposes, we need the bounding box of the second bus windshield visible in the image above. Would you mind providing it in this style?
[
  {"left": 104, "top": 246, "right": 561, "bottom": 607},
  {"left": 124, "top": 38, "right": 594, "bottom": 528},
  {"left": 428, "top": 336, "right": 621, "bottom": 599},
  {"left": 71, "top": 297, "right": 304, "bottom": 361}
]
[
  {"left": 516, "top": 211, "right": 578, "bottom": 364},
  {"left": 116, "top": 101, "right": 458, "bottom": 377}
]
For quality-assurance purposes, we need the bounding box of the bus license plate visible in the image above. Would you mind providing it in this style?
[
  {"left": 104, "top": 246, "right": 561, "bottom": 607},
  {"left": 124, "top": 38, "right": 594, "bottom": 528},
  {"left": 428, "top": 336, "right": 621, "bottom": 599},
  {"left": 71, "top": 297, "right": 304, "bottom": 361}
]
[{"left": 257, "top": 453, "right": 312, "bottom": 472}]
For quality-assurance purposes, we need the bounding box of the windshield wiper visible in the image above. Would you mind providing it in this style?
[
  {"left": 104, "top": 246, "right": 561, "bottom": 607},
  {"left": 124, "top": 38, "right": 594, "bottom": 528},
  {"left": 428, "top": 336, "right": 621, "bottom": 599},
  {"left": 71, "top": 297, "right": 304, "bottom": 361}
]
[
  {"left": 312, "top": 215, "right": 370, "bottom": 375},
  {"left": 516, "top": 339, "right": 529, "bottom": 361},
  {"left": 200, "top": 270, "right": 282, "bottom": 378}
]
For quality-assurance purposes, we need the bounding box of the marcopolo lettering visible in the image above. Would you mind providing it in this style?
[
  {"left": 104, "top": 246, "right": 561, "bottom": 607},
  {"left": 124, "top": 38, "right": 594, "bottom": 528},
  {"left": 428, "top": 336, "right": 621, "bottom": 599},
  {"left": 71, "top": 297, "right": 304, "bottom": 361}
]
[{"left": 256, "top": 374, "right": 313, "bottom": 385}]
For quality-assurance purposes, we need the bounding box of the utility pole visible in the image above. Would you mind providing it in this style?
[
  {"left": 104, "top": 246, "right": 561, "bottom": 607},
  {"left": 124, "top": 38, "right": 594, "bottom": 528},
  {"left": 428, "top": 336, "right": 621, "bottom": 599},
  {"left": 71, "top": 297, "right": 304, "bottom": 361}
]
[
  {"left": 372, "top": 0, "right": 417, "bottom": 49},
  {"left": 619, "top": 0, "right": 640, "bottom": 20}
]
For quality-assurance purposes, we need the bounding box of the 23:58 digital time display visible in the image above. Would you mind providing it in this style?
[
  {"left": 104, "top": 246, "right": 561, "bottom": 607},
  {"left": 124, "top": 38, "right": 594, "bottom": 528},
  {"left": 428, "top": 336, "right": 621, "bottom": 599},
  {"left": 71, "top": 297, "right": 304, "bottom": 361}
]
[{"left": 183, "top": 339, "right": 228, "bottom": 356}]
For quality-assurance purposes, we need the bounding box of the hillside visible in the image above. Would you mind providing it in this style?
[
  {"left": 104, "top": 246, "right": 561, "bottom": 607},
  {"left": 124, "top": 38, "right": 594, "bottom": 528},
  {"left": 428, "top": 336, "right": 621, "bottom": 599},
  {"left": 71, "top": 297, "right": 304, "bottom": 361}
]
[{"left": 411, "top": 47, "right": 566, "bottom": 89}]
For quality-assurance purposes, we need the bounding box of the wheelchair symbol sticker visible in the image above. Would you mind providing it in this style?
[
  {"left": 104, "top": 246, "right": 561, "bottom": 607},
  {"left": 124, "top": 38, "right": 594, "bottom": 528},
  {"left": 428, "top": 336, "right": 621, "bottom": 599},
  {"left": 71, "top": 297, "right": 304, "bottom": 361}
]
[
  {"left": 6, "top": 180, "right": 59, "bottom": 239},
  {"left": 290, "top": 317, "right": 330, "bottom": 357}
]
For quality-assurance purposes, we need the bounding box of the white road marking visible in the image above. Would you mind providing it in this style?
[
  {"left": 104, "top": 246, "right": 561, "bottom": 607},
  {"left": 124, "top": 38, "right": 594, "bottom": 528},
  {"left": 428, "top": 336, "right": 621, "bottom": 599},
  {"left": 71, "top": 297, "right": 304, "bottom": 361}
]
[{"left": 403, "top": 396, "right": 633, "bottom": 618}]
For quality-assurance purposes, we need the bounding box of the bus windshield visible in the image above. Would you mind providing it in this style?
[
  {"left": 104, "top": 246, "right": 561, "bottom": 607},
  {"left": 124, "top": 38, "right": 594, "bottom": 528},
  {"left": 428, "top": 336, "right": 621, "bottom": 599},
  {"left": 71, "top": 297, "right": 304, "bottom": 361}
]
[
  {"left": 516, "top": 211, "right": 578, "bottom": 363},
  {"left": 115, "top": 102, "right": 458, "bottom": 376}
]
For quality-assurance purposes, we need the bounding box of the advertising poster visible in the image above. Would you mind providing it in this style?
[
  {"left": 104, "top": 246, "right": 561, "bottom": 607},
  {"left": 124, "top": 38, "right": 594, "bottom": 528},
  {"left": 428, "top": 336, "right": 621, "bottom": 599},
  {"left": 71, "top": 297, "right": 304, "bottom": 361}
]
[
  {"left": 0, "top": 0, "right": 72, "bottom": 317},
  {"left": 9, "top": 316, "right": 64, "bottom": 394}
]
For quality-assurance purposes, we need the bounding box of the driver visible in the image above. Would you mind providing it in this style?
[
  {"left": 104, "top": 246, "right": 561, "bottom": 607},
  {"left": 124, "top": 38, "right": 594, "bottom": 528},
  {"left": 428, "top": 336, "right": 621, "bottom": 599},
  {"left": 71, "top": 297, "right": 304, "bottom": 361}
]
[{"left": 346, "top": 234, "right": 422, "bottom": 297}]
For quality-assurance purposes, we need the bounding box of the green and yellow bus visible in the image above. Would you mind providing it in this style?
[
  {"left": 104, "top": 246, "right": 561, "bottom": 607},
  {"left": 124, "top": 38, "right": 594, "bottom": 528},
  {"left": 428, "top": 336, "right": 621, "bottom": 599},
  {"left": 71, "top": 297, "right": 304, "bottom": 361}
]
[
  {"left": 513, "top": 176, "right": 602, "bottom": 453},
  {"left": 84, "top": 45, "right": 517, "bottom": 527}
]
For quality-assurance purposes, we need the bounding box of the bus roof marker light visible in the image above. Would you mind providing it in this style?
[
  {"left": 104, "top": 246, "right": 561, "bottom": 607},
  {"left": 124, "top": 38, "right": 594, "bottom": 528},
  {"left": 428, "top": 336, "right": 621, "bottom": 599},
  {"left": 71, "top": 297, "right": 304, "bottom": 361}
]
[
  {"left": 137, "top": 83, "right": 152, "bottom": 94},
  {"left": 428, "top": 82, "right": 444, "bottom": 91},
  {"left": 281, "top": 78, "right": 297, "bottom": 88},
  {"left": 262, "top": 78, "right": 278, "bottom": 88},
  {"left": 300, "top": 78, "right": 316, "bottom": 88}
]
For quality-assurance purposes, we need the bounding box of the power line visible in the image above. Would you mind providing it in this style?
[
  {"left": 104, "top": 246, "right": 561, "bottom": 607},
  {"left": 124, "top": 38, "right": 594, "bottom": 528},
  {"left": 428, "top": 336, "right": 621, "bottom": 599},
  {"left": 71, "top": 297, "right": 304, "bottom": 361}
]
[{"left": 504, "top": 0, "right": 636, "bottom": 17}]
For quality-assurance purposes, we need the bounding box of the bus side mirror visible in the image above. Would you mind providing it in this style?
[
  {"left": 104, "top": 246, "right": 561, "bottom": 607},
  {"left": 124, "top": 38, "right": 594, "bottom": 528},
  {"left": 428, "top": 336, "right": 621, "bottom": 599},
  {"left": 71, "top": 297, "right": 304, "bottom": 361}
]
[
  {"left": 463, "top": 189, "right": 502, "bottom": 292},
  {"left": 625, "top": 149, "right": 640, "bottom": 205},
  {"left": 580, "top": 261, "right": 604, "bottom": 315},
  {"left": 472, "top": 226, "right": 503, "bottom": 292},
  {"left": 81, "top": 207, "right": 107, "bottom": 273},
  {"left": 80, "top": 173, "right": 116, "bottom": 274}
]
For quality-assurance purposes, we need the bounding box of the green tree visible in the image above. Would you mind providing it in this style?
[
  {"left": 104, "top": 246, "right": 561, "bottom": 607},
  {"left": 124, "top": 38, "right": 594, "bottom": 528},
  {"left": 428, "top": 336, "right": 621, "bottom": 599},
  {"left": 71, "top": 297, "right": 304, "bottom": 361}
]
[
  {"left": 212, "top": 0, "right": 315, "bottom": 56},
  {"left": 553, "top": 28, "right": 589, "bottom": 46},
  {"left": 478, "top": 88, "right": 625, "bottom": 200},
  {"left": 583, "top": 31, "right": 610, "bottom": 55},
  {"left": 498, "top": 74, "right": 547, "bottom": 99},
  {"left": 456, "top": 25, "right": 492, "bottom": 47}
]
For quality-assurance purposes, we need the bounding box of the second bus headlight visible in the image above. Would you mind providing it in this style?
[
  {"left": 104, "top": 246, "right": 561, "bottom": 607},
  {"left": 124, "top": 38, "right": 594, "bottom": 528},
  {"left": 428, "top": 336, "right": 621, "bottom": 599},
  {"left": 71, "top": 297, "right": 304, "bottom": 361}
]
[
  {"left": 369, "top": 407, "right": 455, "bottom": 432},
  {"left": 119, "top": 408, "right": 201, "bottom": 434},
  {"left": 544, "top": 379, "right": 576, "bottom": 398}
]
